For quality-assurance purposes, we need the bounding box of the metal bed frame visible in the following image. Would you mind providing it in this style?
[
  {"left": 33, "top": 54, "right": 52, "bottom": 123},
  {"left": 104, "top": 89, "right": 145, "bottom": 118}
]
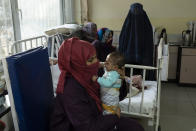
[
  {"left": 121, "top": 38, "right": 163, "bottom": 131},
  {"left": 4, "top": 35, "right": 163, "bottom": 131},
  {"left": 10, "top": 35, "right": 47, "bottom": 55},
  {"left": 3, "top": 35, "right": 48, "bottom": 131}
]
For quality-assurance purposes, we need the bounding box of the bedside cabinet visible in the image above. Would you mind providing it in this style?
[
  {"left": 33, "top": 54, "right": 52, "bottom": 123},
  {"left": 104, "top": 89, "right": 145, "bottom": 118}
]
[{"left": 177, "top": 47, "right": 196, "bottom": 84}]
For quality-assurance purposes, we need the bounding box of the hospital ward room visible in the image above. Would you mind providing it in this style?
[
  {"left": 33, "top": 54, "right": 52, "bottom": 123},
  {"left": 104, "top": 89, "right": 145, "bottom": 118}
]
[{"left": 1, "top": 0, "right": 196, "bottom": 131}]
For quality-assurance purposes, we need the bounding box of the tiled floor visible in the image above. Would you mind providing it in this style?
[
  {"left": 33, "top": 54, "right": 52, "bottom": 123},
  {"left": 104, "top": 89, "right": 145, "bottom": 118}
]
[{"left": 160, "top": 82, "right": 196, "bottom": 131}]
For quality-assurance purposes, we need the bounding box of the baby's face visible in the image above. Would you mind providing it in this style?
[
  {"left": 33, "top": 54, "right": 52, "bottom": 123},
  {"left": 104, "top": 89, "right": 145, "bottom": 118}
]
[{"left": 104, "top": 55, "right": 116, "bottom": 71}]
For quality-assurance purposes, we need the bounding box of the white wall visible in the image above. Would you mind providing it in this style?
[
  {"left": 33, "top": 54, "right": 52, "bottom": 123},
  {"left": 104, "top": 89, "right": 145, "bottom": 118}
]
[{"left": 88, "top": 0, "right": 196, "bottom": 35}]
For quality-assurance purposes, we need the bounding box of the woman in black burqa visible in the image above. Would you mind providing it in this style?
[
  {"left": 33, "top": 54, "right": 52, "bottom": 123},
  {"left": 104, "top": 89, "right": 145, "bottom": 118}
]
[{"left": 119, "top": 3, "right": 154, "bottom": 80}]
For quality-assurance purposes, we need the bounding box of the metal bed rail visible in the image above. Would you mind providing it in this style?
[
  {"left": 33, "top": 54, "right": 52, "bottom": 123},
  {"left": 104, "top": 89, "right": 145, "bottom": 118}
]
[
  {"left": 124, "top": 63, "right": 161, "bottom": 115},
  {"left": 121, "top": 38, "right": 163, "bottom": 131},
  {"left": 11, "top": 35, "right": 47, "bottom": 55}
]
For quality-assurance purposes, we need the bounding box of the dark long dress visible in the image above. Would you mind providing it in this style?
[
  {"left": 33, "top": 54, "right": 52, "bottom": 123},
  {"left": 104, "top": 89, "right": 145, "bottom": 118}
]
[
  {"left": 50, "top": 76, "right": 144, "bottom": 131},
  {"left": 92, "top": 40, "right": 116, "bottom": 62},
  {"left": 119, "top": 3, "right": 153, "bottom": 66},
  {"left": 119, "top": 3, "right": 154, "bottom": 80}
]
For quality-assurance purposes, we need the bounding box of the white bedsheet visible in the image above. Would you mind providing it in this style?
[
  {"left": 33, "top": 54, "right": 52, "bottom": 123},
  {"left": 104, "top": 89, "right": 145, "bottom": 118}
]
[
  {"left": 50, "top": 64, "right": 60, "bottom": 95},
  {"left": 119, "top": 81, "right": 157, "bottom": 115},
  {"left": 50, "top": 65, "right": 158, "bottom": 115}
]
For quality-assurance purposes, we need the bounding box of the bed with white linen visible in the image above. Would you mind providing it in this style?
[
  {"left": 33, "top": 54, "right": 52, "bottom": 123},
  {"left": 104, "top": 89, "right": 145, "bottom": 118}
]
[
  {"left": 120, "top": 81, "right": 157, "bottom": 115},
  {"left": 117, "top": 38, "right": 163, "bottom": 131}
]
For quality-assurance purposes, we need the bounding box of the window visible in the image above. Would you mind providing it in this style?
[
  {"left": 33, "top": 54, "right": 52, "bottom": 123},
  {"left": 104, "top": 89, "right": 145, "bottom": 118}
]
[
  {"left": 0, "top": 0, "right": 73, "bottom": 57},
  {"left": 18, "top": 0, "right": 62, "bottom": 39},
  {"left": 0, "top": 0, "right": 15, "bottom": 58}
]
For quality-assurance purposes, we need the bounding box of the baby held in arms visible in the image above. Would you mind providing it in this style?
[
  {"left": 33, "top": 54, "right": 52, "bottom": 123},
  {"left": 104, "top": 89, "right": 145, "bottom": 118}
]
[{"left": 92, "top": 51, "right": 125, "bottom": 117}]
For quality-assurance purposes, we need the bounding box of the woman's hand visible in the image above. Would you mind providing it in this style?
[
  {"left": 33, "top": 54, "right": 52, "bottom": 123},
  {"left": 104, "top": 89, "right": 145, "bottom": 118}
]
[
  {"left": 115, "top": 106, "right": 121, "bottom": 118},
  {"left": 92, "top": 75, "right": 98, "bottom": 82}
]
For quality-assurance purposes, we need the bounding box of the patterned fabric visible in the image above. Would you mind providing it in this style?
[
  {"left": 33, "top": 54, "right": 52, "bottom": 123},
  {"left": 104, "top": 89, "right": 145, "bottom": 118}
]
[
  {"left": 98, "top": 71, "right": 121, "bottom": 115},
  {"left": 98, "top": 28, "right": 113, "bottom": 44},
  {"left": 83, "top": 22, "right": 98, "bottom": 39}
]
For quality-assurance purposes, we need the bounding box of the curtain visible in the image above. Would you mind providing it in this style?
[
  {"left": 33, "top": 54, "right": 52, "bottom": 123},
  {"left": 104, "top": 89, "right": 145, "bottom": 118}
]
[
  {"left": 80, "top": 0, "right": 88, "bottom": 23},
  {"left": 64, "top": 0, "right": 74, "bottom": 24},
  {"left": 0, "top": 0, "right": 15, "bottom": 57}
]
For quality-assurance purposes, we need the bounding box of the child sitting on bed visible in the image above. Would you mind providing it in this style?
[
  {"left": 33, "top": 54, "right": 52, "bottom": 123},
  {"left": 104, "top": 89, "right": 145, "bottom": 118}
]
[{"left": 92, "top": 51, "right": 125, "bottom": 116}]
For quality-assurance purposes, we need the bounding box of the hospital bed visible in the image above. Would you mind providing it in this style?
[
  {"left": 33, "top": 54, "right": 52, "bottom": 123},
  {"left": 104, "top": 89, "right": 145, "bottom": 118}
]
[
  {"left": 119, "top": 38, "right": 163, "bottom": 131},
  {"left": 3, "top": 32, "right": 163, "bottom": 131},
  {"left": 10, "top": 35, "right": 47, "bottom": 55},
  {"left": 49, "top": 35, "right": 163, "bottom": 131},
  {"left": 113, "top": 30, "right": 163, "bottom": 131},
  {"left": 121, "top": 42, "right": 162, "bottom": 131}
]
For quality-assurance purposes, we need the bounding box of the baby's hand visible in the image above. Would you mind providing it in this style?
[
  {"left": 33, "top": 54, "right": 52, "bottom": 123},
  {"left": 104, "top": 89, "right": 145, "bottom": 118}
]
[
  {"left": 99, "top": 62, "right": 104, "bottom": 68},
  {"left": 92, "top": 75, "right": 98, "bottom": 82}
]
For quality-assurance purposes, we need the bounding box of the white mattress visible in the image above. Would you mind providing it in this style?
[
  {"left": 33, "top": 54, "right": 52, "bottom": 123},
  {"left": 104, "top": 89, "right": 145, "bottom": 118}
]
[
  {"left": 119, "top": 81, "right": 157, "bottom": 115},
  {"left": 50, "top": 64, "right": 60, "bottom": 95}
]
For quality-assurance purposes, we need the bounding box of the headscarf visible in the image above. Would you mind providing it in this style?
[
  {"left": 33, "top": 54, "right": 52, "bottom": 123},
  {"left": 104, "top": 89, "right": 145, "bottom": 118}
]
[
  {"left": 98, "top": 28, "right": 113, "bottom": 44},
  {"left": 92, "top": 40, "right": 116, "bottom": 62},
  {"left": 83, "top": 22, "right": 98, "bottom": 39},
  {"left": 57, "top": 37, "right": 102, "bottom": 111},
  {"left": 93, "top": 28, "right": 116, "bottom": 62}
]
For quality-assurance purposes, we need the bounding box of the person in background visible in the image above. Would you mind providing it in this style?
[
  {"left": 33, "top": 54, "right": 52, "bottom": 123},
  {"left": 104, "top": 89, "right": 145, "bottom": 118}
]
[
  {"left": 93, "top": 28, "right": 116, "bottom": 62},
  {"left": 92, "top": 28, "right": 117, "bottom": 77},
  {"left": 82, "top": 23, "right": 116, "bottom": 62},
  {"left": 92, "top": 52, "right": 125, "bottom": 116},
  {"left": 98, "top": 28, "right": 113, "bottom": 45},
  {"left": 82, "top": 22, "right": 98, "bottom": 42},
  {"left": 119, "top": 3, "right": 154, "bottom": 80},
  {"left": 50, "top": 37, "right": 144, "bottom": 131}
]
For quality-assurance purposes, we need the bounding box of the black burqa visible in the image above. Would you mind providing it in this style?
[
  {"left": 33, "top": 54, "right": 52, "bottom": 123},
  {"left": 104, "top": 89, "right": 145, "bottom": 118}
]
[{"left": 119, "top": 3, "right": 154, "bottom": 80}]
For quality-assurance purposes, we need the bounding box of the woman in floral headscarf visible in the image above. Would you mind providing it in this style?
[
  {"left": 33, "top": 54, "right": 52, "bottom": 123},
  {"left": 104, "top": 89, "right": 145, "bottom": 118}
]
[
  {"left": 82, "top": 22, "right": 98, "bottom": 42},
  {"left": 93, "top": 28, "right": 116, "bottom": 62},
  {"left": 98, "top": 28, "right": 113, "bottom": 44}
]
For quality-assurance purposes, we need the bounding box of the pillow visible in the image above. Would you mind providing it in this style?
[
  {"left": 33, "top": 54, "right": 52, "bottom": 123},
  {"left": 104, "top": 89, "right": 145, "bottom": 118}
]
[{"left": 45, "top": 24, "right": 82, "bottom": 36}]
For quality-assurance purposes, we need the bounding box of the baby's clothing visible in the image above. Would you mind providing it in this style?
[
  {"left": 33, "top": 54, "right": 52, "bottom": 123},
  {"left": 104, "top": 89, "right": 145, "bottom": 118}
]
[{"left": 97, "top": 70, "right": 121, "bottom": 115}]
